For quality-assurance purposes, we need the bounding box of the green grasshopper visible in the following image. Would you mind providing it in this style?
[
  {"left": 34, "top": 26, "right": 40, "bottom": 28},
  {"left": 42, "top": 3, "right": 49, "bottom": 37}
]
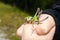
[{"left": 25, "top": 8, "right": 42, "bottom": 24}]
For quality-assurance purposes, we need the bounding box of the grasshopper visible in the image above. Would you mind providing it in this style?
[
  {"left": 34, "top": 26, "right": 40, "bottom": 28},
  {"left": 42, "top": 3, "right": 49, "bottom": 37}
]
[{"left": 25, "top": 8, "right": 43, "bottom": 24}]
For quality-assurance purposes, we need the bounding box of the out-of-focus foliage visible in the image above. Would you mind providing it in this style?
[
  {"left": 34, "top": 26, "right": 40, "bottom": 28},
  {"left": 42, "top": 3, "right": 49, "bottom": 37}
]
[
  {"left": 0, "top": 2, "right": 29, "bottom": 40},
  {"left": 0, "top": 0, "right": 55, "bottom": 15}
]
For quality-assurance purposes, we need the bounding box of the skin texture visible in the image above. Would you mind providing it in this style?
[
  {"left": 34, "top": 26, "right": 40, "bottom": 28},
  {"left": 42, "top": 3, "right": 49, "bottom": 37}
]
[
  {"left": 16, "top": 14, "right": 56, "bottom": 40},
  {"left": 35, "top": 14, "right": 55, "bottom": 35}
]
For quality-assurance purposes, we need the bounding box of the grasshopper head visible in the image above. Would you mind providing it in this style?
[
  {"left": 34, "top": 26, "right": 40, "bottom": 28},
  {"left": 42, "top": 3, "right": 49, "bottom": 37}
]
[{"left": 25, "top": 16, "right": 33, "bottom": 21}]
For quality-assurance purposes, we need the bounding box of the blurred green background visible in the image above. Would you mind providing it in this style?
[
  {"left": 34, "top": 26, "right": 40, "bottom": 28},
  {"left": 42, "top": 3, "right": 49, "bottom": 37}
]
[{"left": 0, "top": 0, "right": 55, "bottom": 40}]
